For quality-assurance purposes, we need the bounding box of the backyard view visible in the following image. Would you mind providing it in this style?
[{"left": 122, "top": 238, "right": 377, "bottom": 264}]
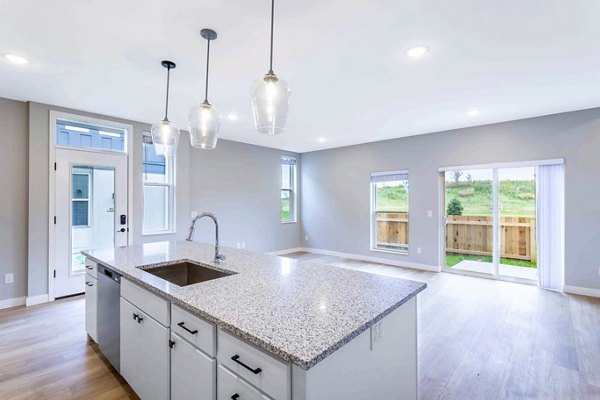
[
  {"left": 445, "top": 168, "right": 537, "bottom": 279},
  {"left": 373, "top": 175, "right": 409, "bottom": 252}
]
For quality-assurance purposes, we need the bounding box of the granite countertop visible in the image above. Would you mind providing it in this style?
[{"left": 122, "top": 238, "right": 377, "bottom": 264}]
[{"left": 83, "top": 241, "right": 426, "bottom": 370}]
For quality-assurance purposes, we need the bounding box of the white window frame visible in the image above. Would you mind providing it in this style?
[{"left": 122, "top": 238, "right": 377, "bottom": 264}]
[
  {"left": 281, "top": 156, "right": 297, "bottom": 224},
  {"left": 142, "top": 133, "right": 176, "bottom": 235},
  {"left": 370, "top": 170, "right": 410, "bottom": 255},
  {"left": 71, "top": 171, "right": 92, "bottom": 228}
]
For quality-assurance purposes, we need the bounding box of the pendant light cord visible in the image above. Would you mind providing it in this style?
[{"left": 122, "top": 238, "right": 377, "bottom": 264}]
[
  {"left": 164, "top": 66, "right": 171, "bottom": 120},
  {"left": 268, "top": 0, "right": 274, "bottom": 74},
  {"left": 204, "top": 38, "right": 211, "bottom": 103}
]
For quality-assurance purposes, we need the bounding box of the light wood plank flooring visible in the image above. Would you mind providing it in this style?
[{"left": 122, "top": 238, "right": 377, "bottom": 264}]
[{"left": 1, "top": 252, "right": 599, "bottom": 399}]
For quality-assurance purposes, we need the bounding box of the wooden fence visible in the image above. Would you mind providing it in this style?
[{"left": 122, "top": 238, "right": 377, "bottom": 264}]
[
  {"left": 376, "top": 212, "right": 408, "bottom": 250},
  {"left": 447, "top": 215, "right": 536, "bottom": 261},
  {"left": 376, "top": 212, "right": 537, "bottom": 261}
]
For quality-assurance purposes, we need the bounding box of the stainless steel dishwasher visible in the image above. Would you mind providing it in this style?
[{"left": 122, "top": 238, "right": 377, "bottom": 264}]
[{"left": 97, "top": 265, "right": 121, "bottom": 372}]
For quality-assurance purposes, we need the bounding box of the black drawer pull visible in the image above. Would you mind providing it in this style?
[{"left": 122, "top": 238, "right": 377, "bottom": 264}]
[
  {"left": 85, "top": 282, "right": 93, "bottom": 287},
  {"left": 231, "top": 355, "right": 262, "bottom": 374},
  {"left": 132, "top": 313, "right": 143, "bottom": 323},
  {"left": 177, "top": 322, "right": 198, "bottom": 335},
  {"left": 86, "top": 266, "right": 93, "bottom": 270},
  {"left": 231, "top": 394, "right": 239, "bottom": 400}
]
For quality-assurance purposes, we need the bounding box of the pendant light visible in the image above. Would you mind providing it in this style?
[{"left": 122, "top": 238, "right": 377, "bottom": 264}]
[
  {"left": 151, "top": 61, "right": 180, "bottom": 157},
  {"left": 251, "top": 0, "right": 291, "bottom": 136},
  {"left": 189, "top": 29, "right": 221, "bottom": 149}
]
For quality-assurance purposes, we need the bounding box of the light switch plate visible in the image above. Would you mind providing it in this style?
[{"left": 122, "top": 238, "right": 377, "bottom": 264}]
[
  {"left": 427, "top": 210, "right": 433, "bottom": 217},
  {"left": 5, "top": 273, "right": 14, "bottom": 284}
]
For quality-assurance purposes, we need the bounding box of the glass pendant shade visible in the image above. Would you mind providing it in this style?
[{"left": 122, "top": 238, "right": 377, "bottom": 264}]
[
  {"left": 251, "top": 73, "right": 291, "bottom": 135},
  {"left": 189, "top": 102, "right": 221, "bottom": 149},
  {"left": 150, "top": 118, "right": 180, "bottom": 157}
]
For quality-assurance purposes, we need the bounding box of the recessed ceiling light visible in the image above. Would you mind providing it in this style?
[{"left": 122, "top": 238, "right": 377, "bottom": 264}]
[
  {"left": 317, "top": 137, "right": 326, "bottom": 143},
  {"left": 467, "top": 109, "right": 480, "bottom": 117},
  {"left": 3, "top": 53, "right": 29, "bottom": 65},
  {"left": 405, "top": 45, "right": 429, "bottom": 58},
  {"left": 226, "top": 113, "right": 239, "bottom": 121}
]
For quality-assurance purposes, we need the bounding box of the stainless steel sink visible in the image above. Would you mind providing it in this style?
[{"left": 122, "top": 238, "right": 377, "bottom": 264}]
[{"left": 139, "top": 261, "right": 234, "bottom": 287}]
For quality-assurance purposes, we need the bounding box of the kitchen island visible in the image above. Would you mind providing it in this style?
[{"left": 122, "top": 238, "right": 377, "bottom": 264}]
[{"left": 83, "top": 241, "right": 426, "bottom": 400}]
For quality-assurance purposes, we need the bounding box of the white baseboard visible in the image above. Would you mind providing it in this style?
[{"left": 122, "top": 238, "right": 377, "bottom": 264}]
[
  {"left": 563, "top": 285, "right": 600, "bottom": 298},
  {"left": 26, "top": 294, "right": 49, "bottom": 307},
  {"left": 0, "top": 296, "right": 26, "bottom": 310},
  {"left": 268, "top": 247, "right": 304, "bottom": 256},
  {"left": 274, "top": 247, "right": 439, "bottom": 273}
]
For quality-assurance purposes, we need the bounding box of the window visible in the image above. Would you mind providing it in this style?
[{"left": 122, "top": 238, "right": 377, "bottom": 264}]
[
  {"left": 371, "top": 170, "right": 409, "bottom": 253},
  {"left": 56, "top": 119, "right": 126, "bottom": 152},
  {"left": 142, "top": 134, "right": 175, "bottom": 234},
  {"left": 281, "top": 156, "right": 297, "bottom": 223},
  {"left": 72, "top": 172, "right": 91, "bottom": 226}
]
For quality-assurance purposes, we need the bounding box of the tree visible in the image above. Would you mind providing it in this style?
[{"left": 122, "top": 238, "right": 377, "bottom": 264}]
[
  {"left": 447, "top": 198, "right": 464, "bottom": 216},
  {"left": 451, "top": 170, "right": 463, "bottom": 183}
]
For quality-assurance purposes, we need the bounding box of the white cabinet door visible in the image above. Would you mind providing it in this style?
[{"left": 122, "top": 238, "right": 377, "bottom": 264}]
[
  {"left": 84, "top": 274, "right": 98, "bottom": 342},
  {"left": 120, "top": 298, "right": 170, "bottom": 400},
  {"left": 171, "top": 333, "right": 216, "bottom": 400}
]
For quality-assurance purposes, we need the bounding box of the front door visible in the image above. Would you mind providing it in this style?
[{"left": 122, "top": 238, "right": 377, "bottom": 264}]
[{"left": 54, "top": 148, "right": 128, "bottom": 298}]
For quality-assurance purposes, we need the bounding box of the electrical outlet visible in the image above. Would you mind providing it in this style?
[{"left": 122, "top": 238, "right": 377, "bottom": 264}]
[
  {"left": 241, "top": 242, "right": 246, "bottom": 249},
  {"left": 427, "top": 210, "right": 433, "bottom": 217},
  {"left": 5, "top": 273, "right": 14, "bottom": 284},
  {"left": 417, "top": 247, "right": 422, "bottom": 254},
  {"left": 305, "top": 235, "right": 309, "bottom": 241},
  {"left": 598, "top": 266, "right": 600, "bottom": 277},
  {"left": 236, "top": 242, "right": 241, "bottom": 249},
  {"left": 370, "top": 321, "right": 383, "bottom": 350}
]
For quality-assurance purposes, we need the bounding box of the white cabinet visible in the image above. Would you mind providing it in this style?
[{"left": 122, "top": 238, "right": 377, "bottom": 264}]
[
  {"left": 84, "top": 258, "right": 98, "bottom": 343},
  {"left": 171, "top": 332, "right": 216, "bottom": 400},
  {"left": 120, "top": 297, "right": 170, "bottom": 400}
]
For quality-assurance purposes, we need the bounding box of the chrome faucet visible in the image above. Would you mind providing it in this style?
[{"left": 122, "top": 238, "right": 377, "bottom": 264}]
[{"left": 186, "top": 212, "right": 226, "bottom": 264}]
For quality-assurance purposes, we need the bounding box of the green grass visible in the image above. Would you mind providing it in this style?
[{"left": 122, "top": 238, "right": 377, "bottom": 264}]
[
  {"left": 445, "top": 180, "right": 535, "bottom": 216},
  {"left": 446, "top": 253, "right": 537, "bottom": 268},
  {"left": 281, "top": 198, "right": 291, "bottom": 222},
  {"left": 376, "top": 184, "right": 408, "bottom": 212}
]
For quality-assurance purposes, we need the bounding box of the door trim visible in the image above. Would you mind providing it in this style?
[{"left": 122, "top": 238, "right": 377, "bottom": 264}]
[{"left": 48, "top": 110, "right": 134, "bottom": 302}]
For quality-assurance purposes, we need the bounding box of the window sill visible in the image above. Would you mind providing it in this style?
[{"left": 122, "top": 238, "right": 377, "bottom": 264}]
[
  {"left": 143, "top": 230, "right": 176, "bottom": 237},
  {"left": 370, "top": 247, "right": 409, "bottom": 256},
  {"left": 281, "top": 221, "right": 297, "bottom": 225}
]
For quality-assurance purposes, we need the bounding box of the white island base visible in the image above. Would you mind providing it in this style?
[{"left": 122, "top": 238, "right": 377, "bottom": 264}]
[{"left": 292, "top": 297, "right": 417, "bottom": 400}]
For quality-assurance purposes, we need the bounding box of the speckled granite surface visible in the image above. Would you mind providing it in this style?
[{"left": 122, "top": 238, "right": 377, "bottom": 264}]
[{"left": 83, "top": 241, "right": 426, "bottom": 370}]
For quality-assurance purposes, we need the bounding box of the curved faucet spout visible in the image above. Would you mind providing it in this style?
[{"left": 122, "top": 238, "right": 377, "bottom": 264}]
[{"left": 186, "top": 212, "right": 225, "bottom": 264}]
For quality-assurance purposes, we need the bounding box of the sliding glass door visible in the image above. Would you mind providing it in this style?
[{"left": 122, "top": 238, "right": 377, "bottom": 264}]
[{"left": 443, "top": 166, "right": 537, "bottom": 281}]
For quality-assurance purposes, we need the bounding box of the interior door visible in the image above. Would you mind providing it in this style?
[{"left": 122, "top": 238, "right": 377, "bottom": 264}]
[{"left": 54, "top": 148, "right": 127, "bottom": 298}]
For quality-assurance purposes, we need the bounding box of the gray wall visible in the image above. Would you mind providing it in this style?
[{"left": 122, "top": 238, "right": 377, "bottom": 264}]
[
  {"left": 301, "top": 107, "right": 600, "bottom": 290},
  {"left": 27, "top": 102, "right": 190, "bottom": 298},
  {"left": 0, "top": 98, "right": 28, "bottom": 301},
  {"left": 188, "top": 139, "right": 301, "bottom": 253}
]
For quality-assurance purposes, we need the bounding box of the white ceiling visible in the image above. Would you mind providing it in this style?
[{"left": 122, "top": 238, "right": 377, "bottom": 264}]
[{"left": 1, "top": 0, "right": 599, "bottom": 153}]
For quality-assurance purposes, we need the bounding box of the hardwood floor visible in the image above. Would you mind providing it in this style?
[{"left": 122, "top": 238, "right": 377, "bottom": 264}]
[
  {"left": 0, "top": 295, "right": 138, "bottom": 400},
  {"left": 1, "top": 252, "right": 599, "bottom": 399}
]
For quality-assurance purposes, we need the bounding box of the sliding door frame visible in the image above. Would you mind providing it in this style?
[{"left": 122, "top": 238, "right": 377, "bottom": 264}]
[{"left": 438, "top": 159, "right": 564, "bottom": 286}]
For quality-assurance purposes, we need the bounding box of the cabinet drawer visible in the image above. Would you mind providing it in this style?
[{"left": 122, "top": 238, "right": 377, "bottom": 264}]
[
  {"left": 217, "top": 330, "right": 290, "bottom": 400},
  {"left": 121, "top": 278, "right": 170, "bottom": 326},
  {"left": 171, "top": 332, "right": 216, "bottom": 400},
  {"left": 171, "top": 304, "right": 216, "bottom": 356},
  {"left": 84, "top": 259, "right": 98, "bottom": 279},
  {"left": 85, "top": 275, "right": 98, "bottom": 342},
  {"left": 217, "top": 365, "right": 271, "bottom": 400}
]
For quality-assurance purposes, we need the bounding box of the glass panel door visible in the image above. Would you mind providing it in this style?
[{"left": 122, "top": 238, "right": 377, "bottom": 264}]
[
  {"left": 497, "top": 167, "right": 537, "bottom": 280},
  {"left": 71, "top": 166, "right": 115, "bottom": 274},
  {"left": 444, "top": 169, "right": 495, "bottom": 275}
]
